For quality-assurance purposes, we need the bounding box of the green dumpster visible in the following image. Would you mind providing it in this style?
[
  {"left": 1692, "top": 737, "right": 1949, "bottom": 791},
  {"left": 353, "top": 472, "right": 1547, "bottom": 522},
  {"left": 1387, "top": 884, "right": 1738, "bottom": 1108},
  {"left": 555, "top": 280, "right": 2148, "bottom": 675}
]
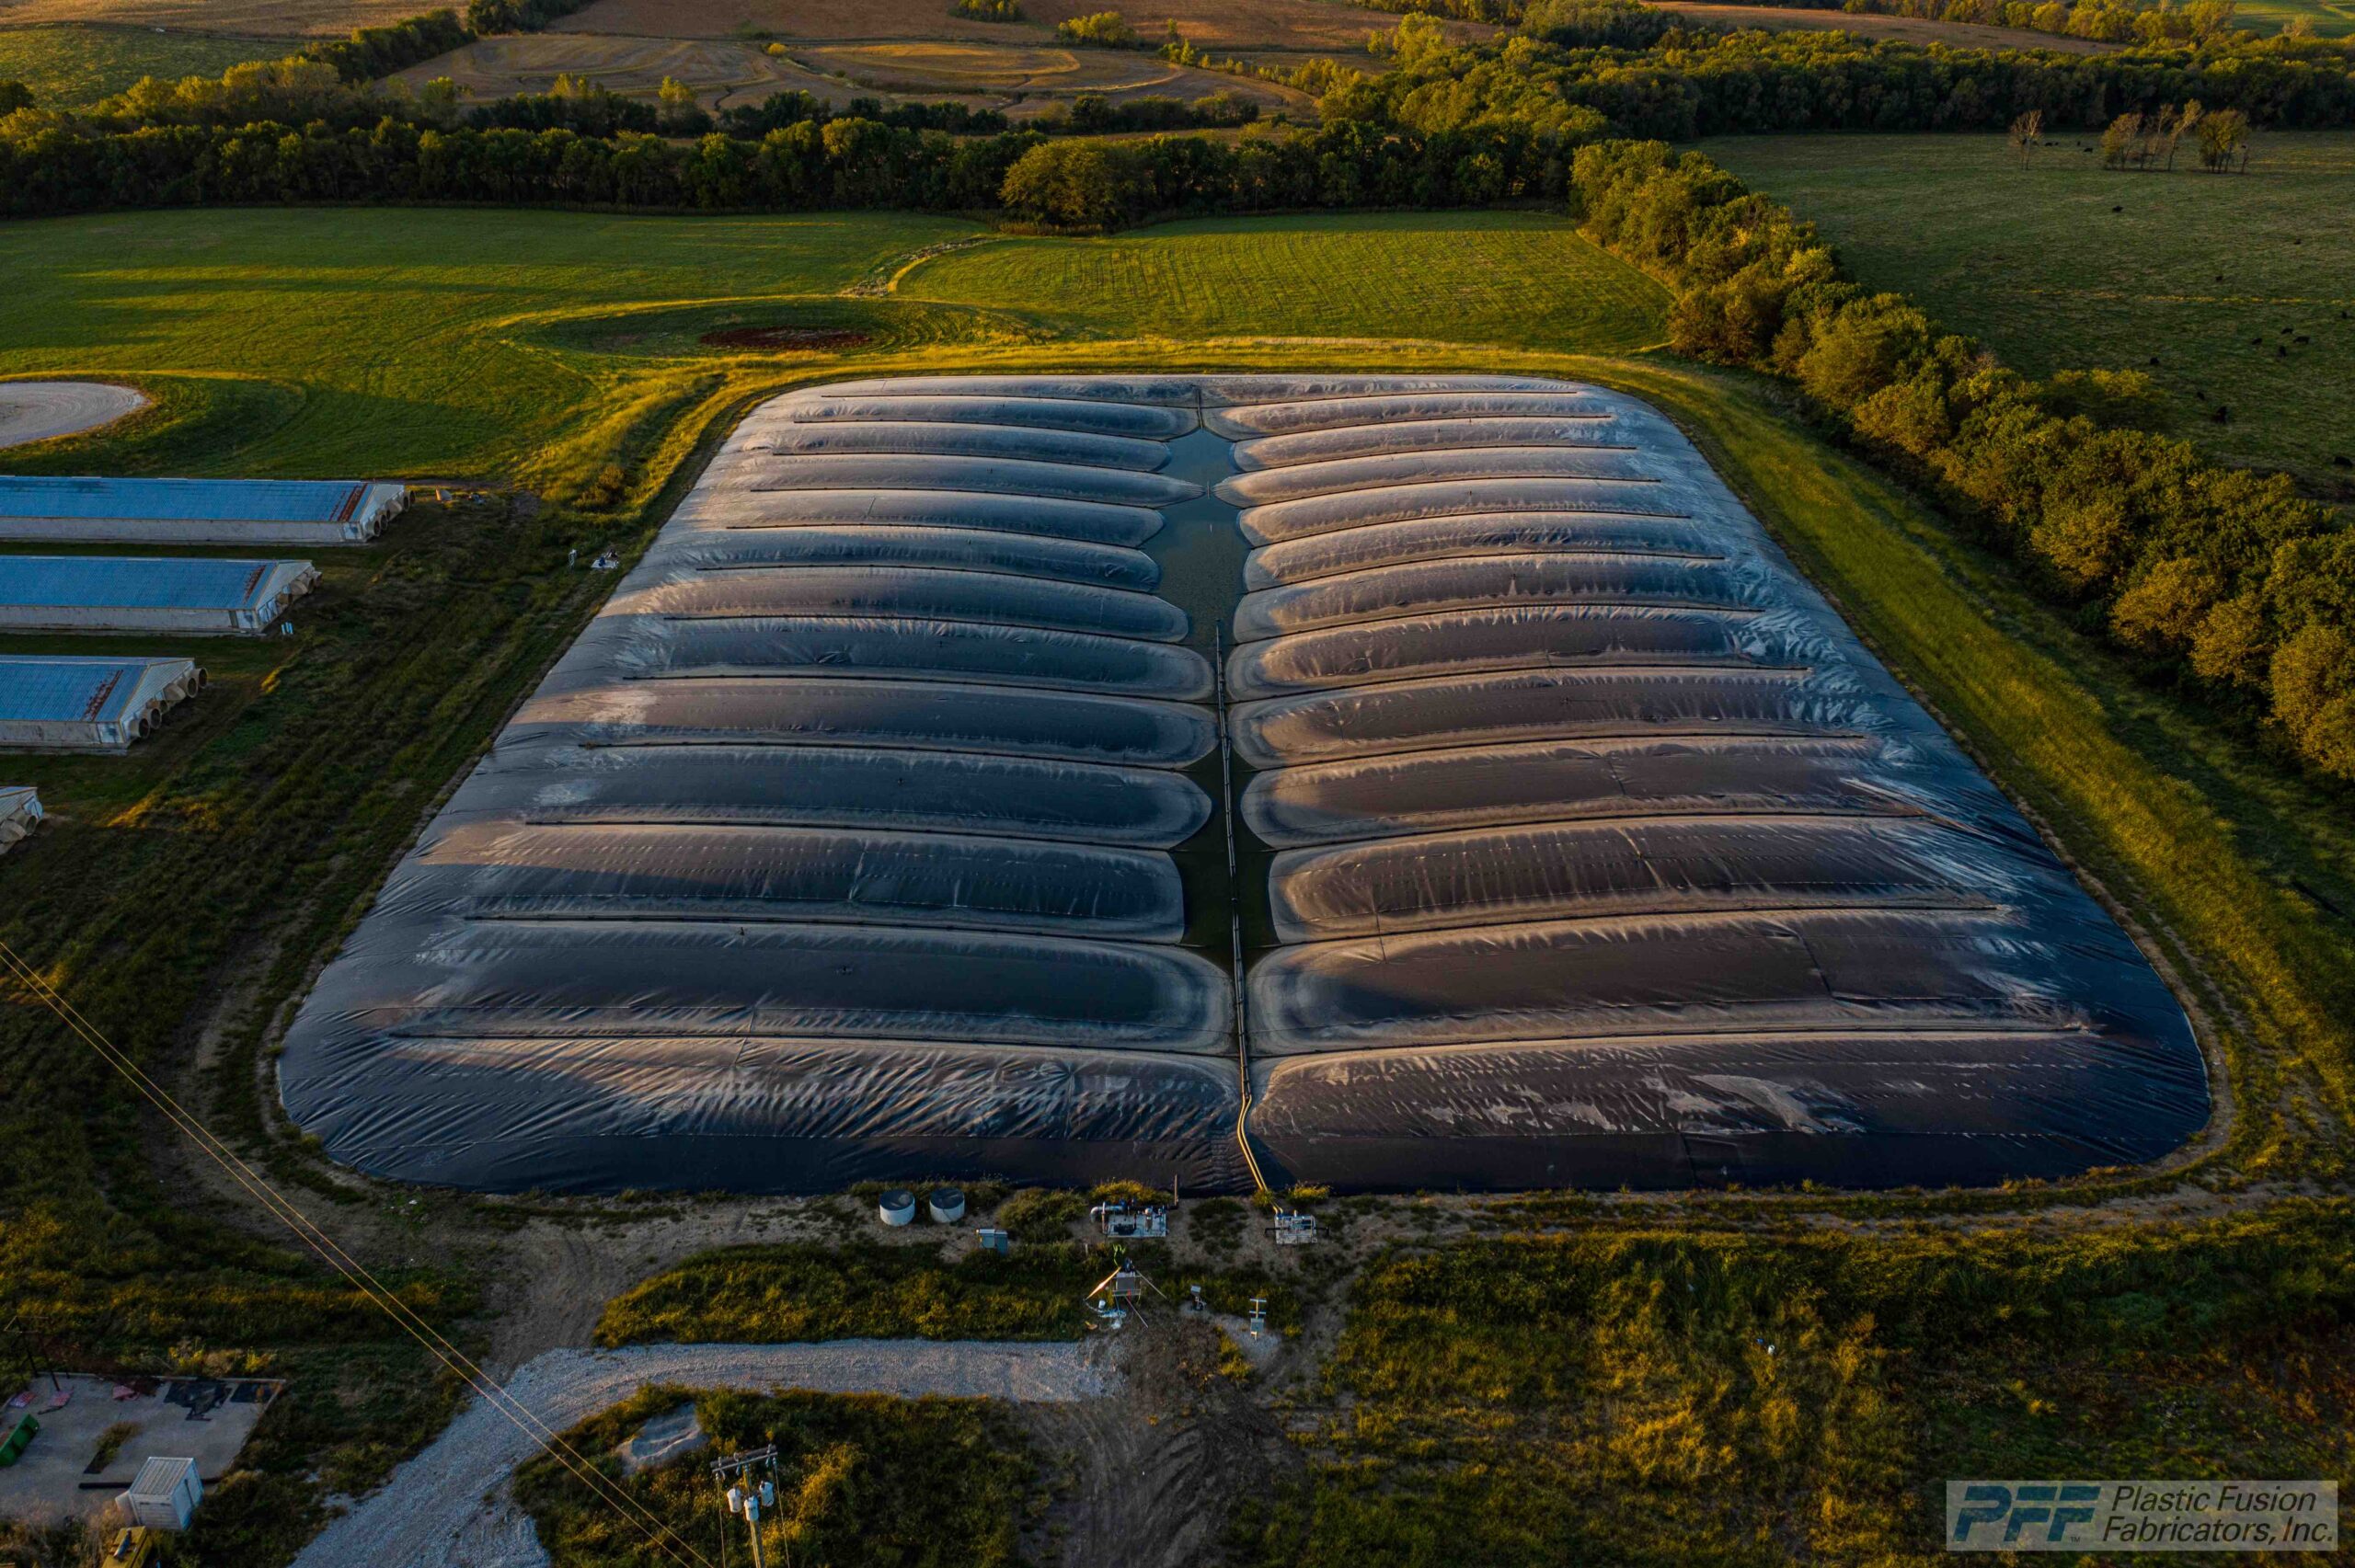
[{"left": 0, "top": 1412, "right": 39, "bottom": 1466}]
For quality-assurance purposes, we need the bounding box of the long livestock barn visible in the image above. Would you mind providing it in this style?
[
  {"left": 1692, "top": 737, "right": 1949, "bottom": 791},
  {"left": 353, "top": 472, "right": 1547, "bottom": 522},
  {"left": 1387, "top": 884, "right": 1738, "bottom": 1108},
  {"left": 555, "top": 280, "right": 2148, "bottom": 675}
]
[
  {"left": 278, "top": 374, "right": 2210, "bottom": 1195},
  {"left": 0, "top": 785, "right": 38, "bottom": 852},
  {"left": 0, "top": 476, "right": 404, "bottom": 545},
  {"left": 0, "top": 556, "right": 318, "bottom": 634},
  {"left": 0, "top": 655, "right": 202, "bottom": 751}
]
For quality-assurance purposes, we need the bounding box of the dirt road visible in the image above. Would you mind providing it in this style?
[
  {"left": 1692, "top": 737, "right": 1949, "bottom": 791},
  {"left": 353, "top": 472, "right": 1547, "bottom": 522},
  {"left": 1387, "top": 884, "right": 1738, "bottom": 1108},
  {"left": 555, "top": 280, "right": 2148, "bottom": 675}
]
[{"left": 291, "top": 1339, "right": 1109, "bottom": 1568}]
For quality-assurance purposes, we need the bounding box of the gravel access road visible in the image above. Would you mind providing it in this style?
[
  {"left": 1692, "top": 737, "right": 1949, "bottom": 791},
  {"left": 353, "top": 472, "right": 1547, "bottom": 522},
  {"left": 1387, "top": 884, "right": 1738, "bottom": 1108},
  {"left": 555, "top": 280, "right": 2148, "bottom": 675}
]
[
  {"left": 293, "top": 1340, "right": 1109, "bottom": 1568},
  {"left": 0, "top": 381, "right": 145, "bottom": 449}
]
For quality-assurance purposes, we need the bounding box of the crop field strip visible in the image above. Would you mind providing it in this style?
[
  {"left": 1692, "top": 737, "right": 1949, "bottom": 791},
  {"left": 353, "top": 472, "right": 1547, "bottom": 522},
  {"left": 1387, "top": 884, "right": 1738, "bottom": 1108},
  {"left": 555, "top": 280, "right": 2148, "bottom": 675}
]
[{"left": 1694, "top": 131, "right": 2355, "bottom": 491}]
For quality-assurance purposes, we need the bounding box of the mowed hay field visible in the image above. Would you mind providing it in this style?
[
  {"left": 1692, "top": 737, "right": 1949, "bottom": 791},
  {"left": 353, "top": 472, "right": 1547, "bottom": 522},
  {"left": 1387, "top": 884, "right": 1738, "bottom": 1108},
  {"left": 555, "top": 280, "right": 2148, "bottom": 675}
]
[
  {"left": 0, "top": 23, "right": 286, "bottom": 105},
  {"left": 0, "top": 0, "right": 412, "bottom": 32},
  {"left": 906, "top": 212, "right": 1671, "bottom": 351},
  {"left": 557, "top": 0, "right": 1484, "bottom": 52},
  {"left": 393, "top": 34, "right": 876, "bottom": 113},
  {"left": 796, "top": 40, "right": 1310, "bottom": 115},
  {"left": 1699, "top": 131, "right": 2355, "bottom": 490}
]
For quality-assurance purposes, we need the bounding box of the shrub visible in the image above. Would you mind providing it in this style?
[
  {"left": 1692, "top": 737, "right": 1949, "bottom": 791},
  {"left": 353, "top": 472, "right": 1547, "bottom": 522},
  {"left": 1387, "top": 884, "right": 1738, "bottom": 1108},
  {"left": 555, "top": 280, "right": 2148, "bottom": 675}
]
[
  {"left": 1056, "top": 9, "right": 1140, "bottom": 45},
  {"left": 953, "top": 0, "right": 1025, "bottom": 17},
  {"left": 999, "top": 138, "right": 1150, "bottom": 227},
  {"left": 996, "top": 1187, "right": 1087, "bottom": 1241}
]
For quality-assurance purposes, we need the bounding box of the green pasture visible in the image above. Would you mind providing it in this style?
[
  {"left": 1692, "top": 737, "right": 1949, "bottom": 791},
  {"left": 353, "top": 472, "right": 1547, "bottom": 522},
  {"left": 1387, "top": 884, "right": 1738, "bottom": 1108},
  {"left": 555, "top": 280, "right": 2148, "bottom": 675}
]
[
  {"left": 2234, "top": 0, "right": 2355, "bottom": 33},
  {"left": 1694, "top": 131, "right": 2355, "bottom": 492},
  {"left": 0, "top": 24, "right": 286, "bottom": 109},
  {"left": 902, "top": 211, "right": 1675, "bottom": 351},
  {"left": 2, "top": 205, "right": 2352, "bottom": 1563}
]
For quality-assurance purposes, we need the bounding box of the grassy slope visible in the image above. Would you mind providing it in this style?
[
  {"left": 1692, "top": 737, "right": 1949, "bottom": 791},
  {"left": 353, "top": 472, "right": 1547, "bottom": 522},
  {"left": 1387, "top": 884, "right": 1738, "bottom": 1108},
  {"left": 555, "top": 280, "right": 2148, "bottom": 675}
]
[
  {"left": 0, "top": 24, "right": 285, "bottom": 108},
  {"left": 904, "top": 211, "right": 1674, "bottom": 352},
  {"left": 1692, "top": 131, "right": 2355, "bottom": 492},
  {"left": 0, "top": 207, "right": 2350, "bottom": 1562}
]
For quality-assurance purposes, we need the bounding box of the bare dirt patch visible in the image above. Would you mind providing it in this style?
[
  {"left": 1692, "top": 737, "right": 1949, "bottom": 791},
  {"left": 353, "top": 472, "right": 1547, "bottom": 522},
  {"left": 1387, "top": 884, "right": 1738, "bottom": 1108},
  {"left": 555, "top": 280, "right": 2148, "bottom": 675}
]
[
  {"left": 698, "top": 326, "right": 875, "bottom": 349},
  {"left": 1022, "top": 1315, "right": 1297, "bottom": 1568},
  {"left": 1653, "top": 0, "right": 2116, "bottom": 50},
  {"left": 394, "top": 33, "right": 864, "bottom": 112}
]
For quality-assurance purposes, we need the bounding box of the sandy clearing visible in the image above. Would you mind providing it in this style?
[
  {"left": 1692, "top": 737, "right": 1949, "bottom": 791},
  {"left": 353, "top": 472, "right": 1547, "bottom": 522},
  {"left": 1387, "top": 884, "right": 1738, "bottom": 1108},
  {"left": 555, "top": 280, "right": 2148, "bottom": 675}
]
[
  {"left": 0, "top": 381, "right": 146, "bottom": 450},
  {"left": 291, "top": 1339, "right": 1109, "bottom": 1568}
]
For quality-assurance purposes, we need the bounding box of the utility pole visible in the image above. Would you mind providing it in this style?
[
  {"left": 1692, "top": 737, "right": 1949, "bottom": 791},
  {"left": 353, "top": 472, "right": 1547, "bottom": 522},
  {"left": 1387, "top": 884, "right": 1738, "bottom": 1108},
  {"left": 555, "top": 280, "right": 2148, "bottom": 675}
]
[{"left": 712, "top": 1445, "right": 780, "bottom": 1568}]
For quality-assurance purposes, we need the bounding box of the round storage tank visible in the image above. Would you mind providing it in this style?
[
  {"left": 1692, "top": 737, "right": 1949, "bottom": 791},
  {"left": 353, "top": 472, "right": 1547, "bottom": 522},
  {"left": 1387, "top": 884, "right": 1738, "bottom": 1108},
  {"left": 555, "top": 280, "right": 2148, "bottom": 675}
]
[
  {"left": 929, "top": 1187, "right": 967, "bottom": 1223},
  {"left": 878, "top": 1189, "right": 916, "bottom": 1227}
]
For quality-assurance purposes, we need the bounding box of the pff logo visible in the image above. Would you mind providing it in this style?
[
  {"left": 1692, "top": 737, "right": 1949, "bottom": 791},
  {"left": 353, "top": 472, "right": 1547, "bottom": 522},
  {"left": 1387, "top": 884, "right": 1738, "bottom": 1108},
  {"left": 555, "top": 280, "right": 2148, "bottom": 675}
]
[{"left": 1947, "top": 1481, "right": 2338, "bottom": 1552}]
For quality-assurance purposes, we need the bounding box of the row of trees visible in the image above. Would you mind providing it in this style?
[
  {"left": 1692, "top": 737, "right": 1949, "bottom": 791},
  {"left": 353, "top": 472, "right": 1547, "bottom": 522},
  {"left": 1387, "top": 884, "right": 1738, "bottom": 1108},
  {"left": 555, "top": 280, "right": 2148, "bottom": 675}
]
[
  {"left": 1343, "top": 0, "right": 2260, "bottom": 40},
  {"left": 1573, "top": 139, "right": 2354, "bottom": 779},
  {"left": 1682, "top": 0, "right": 2261, "bottom": 44},
  {"left": 2088, "top": 100, "right": 2252, "bottom": 166},
  {"left": 1356, "top": 16, "right": 2355, "bottom": 140}
]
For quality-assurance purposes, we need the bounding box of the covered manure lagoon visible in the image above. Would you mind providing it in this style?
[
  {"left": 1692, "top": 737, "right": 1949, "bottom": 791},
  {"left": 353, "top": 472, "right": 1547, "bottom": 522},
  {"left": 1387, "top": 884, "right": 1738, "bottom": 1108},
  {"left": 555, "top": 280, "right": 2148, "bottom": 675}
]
[{"left": 277, "top": 374, "right": 2209, "bottom": 1193}]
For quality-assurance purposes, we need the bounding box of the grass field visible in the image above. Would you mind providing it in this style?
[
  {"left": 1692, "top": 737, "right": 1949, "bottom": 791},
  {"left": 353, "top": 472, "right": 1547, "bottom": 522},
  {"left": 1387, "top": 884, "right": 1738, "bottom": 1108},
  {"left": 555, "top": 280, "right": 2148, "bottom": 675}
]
[
  {"left": 514, "top": 1385, "right": 1044, "bottom": 1568},
  {"left": 1231, "top": 1210, "right": 2355, "bottom": 1565},
  {"left": 1652, "top": 1, "right": 2113, "bottom": 50},
  {"left": 0, "top": 1, "right": 407, "bottom": 32},
  {"left": 0, "top": 23, "right": 286, "bottom": 107},
  {"left": 2234, "top": 0, "right": 2355, "bottom": 34},
  {"left": 1694, "top": 131, "right": 2355, "bottom": 493},
  {"left": 1, "top": 205, "right": 2353, "bottom": 1563},
  {"left": 905, "top": 212, "right": 1674, "bottom": 351}
]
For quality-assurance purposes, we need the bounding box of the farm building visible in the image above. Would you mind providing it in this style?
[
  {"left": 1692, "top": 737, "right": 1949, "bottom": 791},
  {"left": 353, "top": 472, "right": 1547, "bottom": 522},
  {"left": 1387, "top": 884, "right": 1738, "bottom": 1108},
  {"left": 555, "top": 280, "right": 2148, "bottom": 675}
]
[
  {"left": 0, "top": 655, "right": 202, "bottom": 751},
  {"left": 0, "top": 786, "right": 38, "bottom": 852},
  {"left": 278, "top": 374, "right": 2207, "bottom": 1196},
  {"left": 0, "top": 556, "right": 318, "bottom": 635},
  {"left": 0, "top": 477, "right": 404, "bottom": 545}
]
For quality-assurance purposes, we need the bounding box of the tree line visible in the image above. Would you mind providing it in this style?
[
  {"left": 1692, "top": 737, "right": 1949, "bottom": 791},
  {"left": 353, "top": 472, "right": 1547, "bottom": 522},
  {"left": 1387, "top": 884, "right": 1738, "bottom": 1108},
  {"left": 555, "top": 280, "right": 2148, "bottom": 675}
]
[
  {"left": 1574, "top": 139, "right": 2353, "bottom": 779},
  {"left": 1354, "top": 11, "right": 2355, "bottom": 140}
]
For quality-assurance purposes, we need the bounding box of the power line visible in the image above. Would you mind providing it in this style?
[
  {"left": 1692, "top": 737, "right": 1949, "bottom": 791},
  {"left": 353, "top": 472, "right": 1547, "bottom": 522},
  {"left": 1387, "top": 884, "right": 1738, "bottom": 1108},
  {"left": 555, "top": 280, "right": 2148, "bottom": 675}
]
[{"left": 0, "top": 935, "right": 715, "bottom": 1568}]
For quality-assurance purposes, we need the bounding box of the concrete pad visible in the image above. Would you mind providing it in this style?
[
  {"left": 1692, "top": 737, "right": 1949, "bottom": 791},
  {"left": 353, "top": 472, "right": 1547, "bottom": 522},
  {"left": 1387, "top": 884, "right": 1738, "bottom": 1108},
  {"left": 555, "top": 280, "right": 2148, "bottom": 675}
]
[
  {"left": 0, "top": 382, "right": 147, "bottom": 451},
  {"left": 0, "top": 1374, "right": 281, "bottom": 1526}
]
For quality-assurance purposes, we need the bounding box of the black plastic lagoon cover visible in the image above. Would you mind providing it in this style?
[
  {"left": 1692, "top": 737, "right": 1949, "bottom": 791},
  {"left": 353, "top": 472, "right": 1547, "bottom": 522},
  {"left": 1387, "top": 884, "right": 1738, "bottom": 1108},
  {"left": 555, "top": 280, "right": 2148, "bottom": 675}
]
[{"left": 276, "top": 376, "right": 2209, "bottom": 1194}]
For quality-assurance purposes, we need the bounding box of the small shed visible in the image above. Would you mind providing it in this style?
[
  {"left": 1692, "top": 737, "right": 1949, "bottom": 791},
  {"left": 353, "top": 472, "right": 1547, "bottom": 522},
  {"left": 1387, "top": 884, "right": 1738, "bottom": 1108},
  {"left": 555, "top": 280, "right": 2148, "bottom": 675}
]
[
  {"left": 119, "top": 1456, "right": 202, "bottom": 1530},
  {"left": 0, "top": 476, "right": 405, "bottom": 545},
  {"left": 0, "top": 785, "right": 40, "bottom": 852},
  {"left": 0, "top": 656, "right": 202, "bottom": 751},
  {"left": 0, "top": 556, "right": 318, "bottom": 635}
]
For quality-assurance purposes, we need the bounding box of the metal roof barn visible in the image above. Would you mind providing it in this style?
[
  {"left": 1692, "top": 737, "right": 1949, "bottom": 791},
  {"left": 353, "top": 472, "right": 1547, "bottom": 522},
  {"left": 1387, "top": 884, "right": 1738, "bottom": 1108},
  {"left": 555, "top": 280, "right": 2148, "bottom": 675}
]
[
  {"left": 0, "top": 477, "right": 404, "bottom": 545},
  {"left": 0, "top": 785, "right": 38, "bottom": 852},
  {"left": 276, "top": 374, "right": 2208, "bottom": 1197},
  {"left": 0, "top": 655, "right": 202, "bottom": 751},
  {"left": 0, "top": 556, "right": 318, "bottom": 634}
]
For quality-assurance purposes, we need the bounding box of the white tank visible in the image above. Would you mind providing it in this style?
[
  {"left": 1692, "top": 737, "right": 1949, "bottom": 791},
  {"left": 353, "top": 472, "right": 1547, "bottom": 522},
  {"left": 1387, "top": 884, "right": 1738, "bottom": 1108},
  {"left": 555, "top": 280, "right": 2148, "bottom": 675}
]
[
  {"left": 928, "top": 1187, "right": 967, "bottom": 1223},
  {"left": 878, "top": 1189, "right": 916, "bottom": 1226}
]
